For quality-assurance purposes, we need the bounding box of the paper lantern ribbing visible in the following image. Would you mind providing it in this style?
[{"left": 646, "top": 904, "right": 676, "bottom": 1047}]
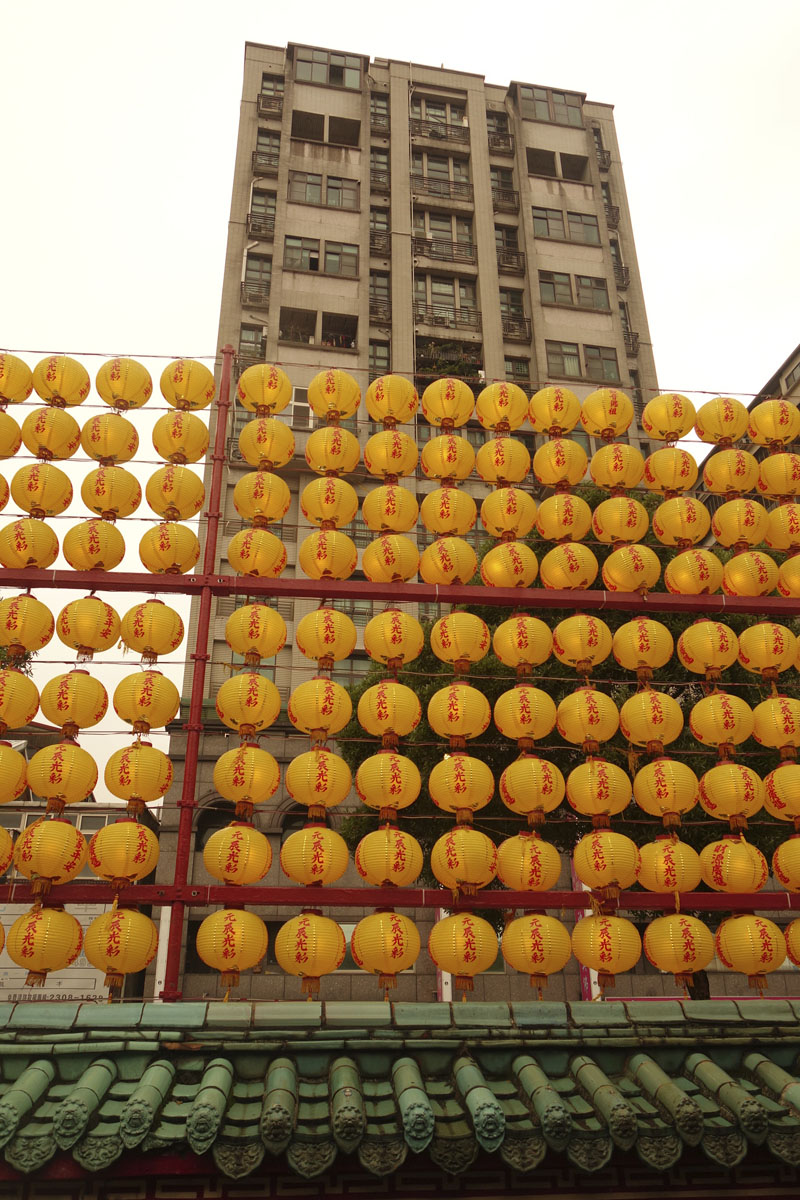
[
  {"left": 772, "top": 837, "right": 800, "bottom": 893},
  {"left": 13, "top": 817, "right": 88, "bottom": 895},
  {"left": 358, "top": 680, "right": 421, "bottom": 747},
  {"left": 0, "top": 412, "right": 21, "bottom": 460},
  {"left": 534, "top": 493, "right": 591, "bottom": 543},
  {"left": 56, "top": 597, "right": 120, "bottom": 661},
  {"left": 552, "top": 615, "right": 612, "bottom": 675},
  {"left": 590, "top": 442, "right": 645, "bottom": 493},
  {"left": 757, "top": 454, "right": 800, "bottom": 500},
  {"left": 0, "top": 518, "right": 59, "bottom": 570},
  {"left": 81, "top": 412, "right": 139, "bottom": 465},
  {"left": 364, "top": 430, "right": 418, "bottom": 479},
  {"left": 0, "top": 669, "right": 39, "bottom": 736},
  {"left": 573, "top": 830, "right": 640, "bottom": 900},
  {"left": 351, "top": 912, "right": 421, "bottom": 989},
  {"left": 114, "top": 670, "right": 180, "bottom": 734},
  {"left": 480, "top": 541, "right": 538, "bottom": 588},
  {"left": 213, "top": 743, "right": 283, "bottom": 816},
  {"left": 365, "top": 375, "right": 418, "bottom": 427},
  {"left": 362, "top": 534, "right": 419, "bottom": 582},
  {"left": 40, "top": 670, "right": 108, "bottom": 737},
  {"left": 571, "top": 914, "right": 641, "bottom": 991},
  {"left": 144, "top": 465, "right": 205, "bottom": 521},
  {"left": 308, "top": 369, "right": 360, "bottom": 422},
  {"left": 284, "top": 748, "right": 353, "bottom": 820},
  {"left": 702, "top": 448, "right": 759, "bottom": 496},
  {"left": 237, "top": 363, "right": 289, "bottom": 415},
  {"left": 158, "top": 360, "right": 214, "bottom": 413},
  {"left": 64, "top": 519, "right": 125, "bottom": 572},
  {"left": 428, "top": 912, "right": 498, "bottom": 993},
  {"left": 27, "top": 742, "right": 98, "bottom": 812},
  {"left": 698, "top": 762, "right": 764, "bottom": 830},
  {"left": 476, "top": 381, "right": 528, "bottom": 431},
  {"left": 612, "top": 618, "right": 673, "bottom": 682},
  {"left": 288, "top": 677, "right": 352, "bottom": 741},
  {"left": 619, "top": 690, "right": 683, "bottom": 755},
  {"left": 305, "top": 425, "right": 360, "bottom": 475},
  {"left": 0, "top": 826, "right": 12, "bottom": 875},
  {"left": 690, "top": 693, "right": 754, "bottom": 758},
  {"left": 196, "top": 908, "right": 268, "bottom": 987},
  {"left": 32, "top": 355, "right": 90, "bottom": 408},
  {"left": 274, "top": 912, "right": 346, "bottom": 996},
  {"left": 499, "top": 755, "right": 565, "bottom": 827},
  {"left": 21, "top": 406, "right": 80, "bottom": 461},
  {"left": 712, "top": 498, "right": 769, "bottom": 549},
  {"left": 677, "top": 620, "right": 739, "bottom": 681},
  {"left": 580, "top": 388, "right": 634, "bottom": 440},
  {"left": 355, "top": 826, "right": 423, "bottom": 887},
  {"left": 280, "top": 825, "right": 348, "bottom": 885},
  {"left": 295, "top": 607, "right": 355, "bottom": 668},
  {"left": 419, "top": 537, "right": 477, "bottom": 585},
  {"left": 12, "top": 463, "right": 73, "bottom": 518},
  {"left": 421, "top": 377, "right": 474, "bottom": 430},
  {"left": 749, "top": 398, "right": 800, "bottom": 448},
  {"left": 427, "top": 682, "right": 491, "bottom": 750},
  {"left": 140, "top": 522, "right": 201, "bottom": 574},
  {"left": 664, "top": 548, "right": 724, "bottom": 596},
  {"left": 480, "top": 489, "right": 537, "bottom": 544},
  {"left": 363, "top": 484, "right": 419, "bottom": 532},
  {"left": 643, "top": 914, "right": 714, "bottom": 988},
  {"left": 81, "top": 465, "right": 141, "bottom": 520},
  {"left": 715, "top": 914, "right": 785, "bottom": 991},
  {"left": 237, "top": 416, "right": 294, "bottom": 472},
  {"left": 105, "top": 741, "right": 174, "bottom": 816},
  {"left": 496, "top": 832, "right": 561, "bottom": 891},
  {"left": 227, "top": 527, "right": 286, "bottom": 577},
  {"left": 493, "top": 615, "right": 552, "bottom": 678},
  {"left": 723, "top": 550, "right": 778, "bottom": 597},
  {"left": 592, "top": 496, "right": 649, "bottom": 545},
  {"left": 428, "top": 754, "right": 494, "bottom": 823},
  {"left": 633, "top": 758, "right": 698, "bottom": 828},
  {"left": 477, "top": 436, "right": 531, "bottom": 486},
  {"left": 0, "top": 353, "right": 33, "bottom": 406},
  {"left": 764, "top": 763, "right": 800, "bottom": 827},
  {"left": 120, "top": 600, "right": 184, "bottom": 664},
  {"left": 216, "top": 672, "right": 282, "bottom": 739},
  {"left": 653, "top": 496, "right": 711, "bottom": 547},
  {"left": 355, "top": 751, "right": 420, "bottom": 819},
  {"left": 637, "top": 837, "right": 702, "bottom": 893},
  {"left": 502, "top": 914, "right": 572, "bottom": 994},
  {"left": 298, "top": 530, "right": 357, "bottom": 580},
  {"left": 528, "top": 385, "right": 581, "bottom": 435},
  {"left": 0, "top": 475, "right": 7, "bottom": 512},
  {"left": 738, "top": 623, "right": 797, "bottom": 681},
  {"left": 88, "top": 819, "right": 160, "bottom": 886},
  {"left": 235, "top": 471, "right": 291, "bottom": 525},
  {"left": 153, "top": 410, "right": 209, "bottom": 465},
  {"left": 226, "top": 603, "right": 287, "bottom": 667},
  {"left": 556, "top": 687, "right": 619, "bottom": 754},
  {"left": 420, "top": 434, "right": 474, "bottom": 482},
  {"left": 300, "top": 476, "right": 357, "bottom": 528},
  {"left": 532, "top": 438, "right": 585, "bottom": 489},
  {"left": 694, "top": 396, "right": 749, "bottom": 446},
  {"left": 6, "top": 906, "right": 83, "bottom": 987},
  {"left": 752, "top": 696, "right": 800, "bottom": 758},
  {"left": 96, "top": 357, "right": 152, "bottom": 411},
  {"left": 641, "top": 392, "right": 696, "bottom": 442},
  {"left": 0, "top": 595, "right": 54, "bottom": 661},
  {"left": 430, "top": 613, "right": 490, "bottom": 672},
  {"left": 642, "top": 447, "right": 699, "bottom": 496},
  {"left": 84, "top": 908, "right": 158, "bottom": 992},
  {"left": 0, "top": 741, "right": 28, "bottom": 803},
  {"left": 363, "top": 609, "right": 424, "bottom": 669},
  {"left": 494, "top": 684, "right": 557, "bottom": 752},
  {"left": 421, "top": 486, "right": 477, "bottom": 536},
  {"left": 699, "top": 836, "right": 768, "bottom": 892},
  {"left": 539, "top": 543, "right": 598, "bottom": 590},
  {"left": 430, "top": 827, "right": 497, "bottom": 896},
  {"left": 566, "top": 759, "right": 631, "bottom": 827}
]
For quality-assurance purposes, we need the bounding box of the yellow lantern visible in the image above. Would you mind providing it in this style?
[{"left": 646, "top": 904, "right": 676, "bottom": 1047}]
[
  {"left": 677, "top": 620, "right": 739, "bottom": 681},
  {"left": 355, "top": 826, "right": 424, "bottom": 887},
  {"left": 499, "top": 755, "right": 565, "bottom": 826},
  {"left": 723, "top": 550, "right": 778, "bottom": 597},
  {"left": 757, "top": 452, "right": 800, "bottom": 501},
  {"left": 532, "top": 438, "right": 585, "bottom": 490},
  {"left": 429, "top": 754, "right": 494, "bottom": 822},
  {"left": 534, "top": 493, "right": 591, "bottom": 542},
  {"left": 280, "top": 825, "right": 348, "bottom": 885},
  {"left": 0, "top": 519, "right": 58, "bottom": 569},
  {"left": 0, "top": 668, "right": 39, "bottom": 735},
  {"left": 664, "top": 548, "right": 724, "bottom": 596},
  {"left": 480, "top": 487, "right": 536, "bottom": 540},
  {"left": 298, "top": 529, "right": 357, "bottom": 580},
  {"left": 496, "top": 833, "right": 561, "bottom": 891},
  {"left": 364, "top": 430, "right": 419, "bottom": 479},
  {"left": 698, "top": 763, "right": 764, "bottom": 830},
  {"left": 702, "top": 447, "right": 760, "bottom": 496},
  {"left": 227, "top": 527, "right": 286, "bottom": 577},
  {"left": 637, "top": 837, "right": 702, "bottom": 893},
  {"left": 753, "top": 695, "right": 800, "bottom": 757},
  {"left": 288, "top": 676, "right": 352, "bottom": 740},
  {"left": 0, "top": 740, "right": 28, "bottom": 804},
  {"left": 21, "top": 406, "right": 80, "bottom": 461},
  {"left": 612, "top": 618, "right": 673, "bottom": 682},
  {"left": 493, "top": 615, "right": 552, "bottom": 677},
  {"left": 12, "top": 462, "right": 72, "bottom": 518},
  {"left": 428, "top": 681, "right": 492, "bottom": 748},
  {"left": 571, "top": 914, "right": 641, "bottom": 990},
  {"left": 695, "top": 396, "right": 749, "bottom": 446},
  {"left": 0, "top": 826, "right": 12, "bottom": 874},
  {"left": 362, "top": 534, "right": 420, "bottom": 582},
  {"left": 364, "top": 609, "right": 424, "bottom": 668},
  {"left": 764, "top": 763, "right": 800, "bottom": 826},
  {"left": 476, "top": 436, "right": 531, "bottom": 485},
  {"left": 152, "top": 410, "right": 209, "bottom": 465},
  {"left": 216, "top": 672, "right": 280, "bottom": 738},
  {"left": 84, "top": 909, "right": 159, "bottom": 992},
  {"left": 773, "top": 837, "right": 800, "bottom": 892},
  {"left": 620, "top": 690, "right": 683, "bottom": 754},
  {"left": 419, "top": 537, "right": 477, "bottom": 585},
  {"left": 357, "top": 680, "right": 421, "bottom": 746},
  {"left": 121, "top": 599, "right": 185, "bottom": 664},
  {"left": 495, "top": 684, "right": 557, "bottom": 750},
  {"left": 196, "top": 908, "right": 268, "bottom": 987},
  {"left": 0, "top": 475, "right": 7, "bottom": 512},
  {"left": 643, "top": 914, "right": 714, "bottom": 987},
  {"left": 590, "top": 442, "right": 645, "bottom": 493},
  {"left": 715, "top": 915, "right": 785, "bottom": 990},
  {"left": 748, "top": 398, "right": 800, "bottom": 448},
  {"left": 88, "top": 819, "right": 160, "bottom": 885},
  {"left": 295, "top": 607, "right": 354, "bottom": 667},
  {"left": 64, "top": 519, "right": 125, "bottom": 572},
  {"left": 114, "top": 670, "right": 180, "bottom": 734},
  {"left": 421, "top": 434, "right": 474, "bottom": 482},
  {"left": 580, "top": 388, "right": 634, "bottom": 440},
  {"left": 557, "top": 687, "right": 619, "bottom": 754},
  {"left": 779, "top": 555, "right": 800, "bottom": 598},
  {"left": 6, "top": 906, "right": 83, "bottom": 986},
  {"left": 351, "top": 912, "right": 421, "bottom": 989},
  {"left": 305, "top": 425, "right": 360, "bottom": 475},
  {"left": 106, "top": 741, "right": 174, "bottom": 816},
  {"left": 308, "top": 369, "right": 360, "bottom": 422},
  {"left": 502, "top": 914, "right": 571, "bottom": 994},
  {"left": 738, "top": 622, "right": 797, "bottom": 680},
  {"left": 28, "top": 742, "right": 97, "bottom": 812},
  {"left": 363, "top": 484, "right": 419, "bottom": 532},
  {"left": 0, "top": 413, "right": 21, "bottom": 460},
  {"left": 633, "top": 758, "right": 699, "bottom": 828},
  {"left": 528, "top": 385, "right": 581, "bottom": 436},
  {"left": 641, "top": 393, "right": 696, "bottom": 442},
  {"left": 355, "top": 751, "right": 420, "bottom": 818},
  {"left": 13, "top": 817, "right": 88, "bottom": 894},
  {"left": 81, "top": 465, "right": 141, "bottom": 520},
  {"left": 0, "top": 594, "right": 54, "bottom": 661},
  {"left": 0, "top": 353, "right": 33, "bottom": 406},
  {"left": 233, "top": 470, "right": 291, "bottom": 526},
  {"left": 145, "top": 466, "right": 205, "bottom": 521},
  {"left": 96, "top": 358, "right": 153, "bottom": 411},
  {"left": 475, "top": 381, "right": 528, "bottom": 432},
  {"left": 480, "top": 542, "right": 538, "bottom": 588},
  {"left": 40, "top": 670, "right": 107, "bottom": 736},
  {"left": 642, "top": 447, "right": 698, "bottom": 494},
  {"left": 787, "top": 920, "right": 800, "bottom": 966},
  {"left": 700, "top": 836, "right": 768, "bottom": 892},
  {"left": 652, "top": 496, "right": 711, "bottom": 547},
  {"left": 431, "top": 613, "right": 490, "bottom": 672},
  {"left": 32, "top": 355, "right": 90, "bottom": 408},
  {"left": 300, "top": 476, "right": 357, "bottom": 528},
  {"left": 421, "top": 377, "right": 474, "bottom": 430},
  {"left": 552, "top": 614, "right": 612, "bottom": 674},
  {"left": 573, "top": 830, "right": 640, "bottom": 899},
  {"left": 539, "top": 543, "right": 598, "bottom": 590},
  {"left": 140, "top": 522, "right": 202, "bottom": 575},
  {"left": 712, "top": 498, "right": 769, "bottom": 549},
  {"left": 602, "top": 544, "right": 660, "bottom": 594},
  {"left": 81, "top": 412, "right": 139, "bottom": 465},
  {"left": 431, "top": 827, "right": 497, "bottom": 896},
  {"left": 161, "top": 359, "right": 216, "bottom": 411},
  {"left": 214, "top": 743, "right": 281, "bottom": 817},
  {"left": 421, "top": 487, "right": 477, "bottom": 536},
  {"left": 365, "top": 375, "right": 418, "bottom": 427},
  {"left": 237, "top": 416, "right": 294, "bottom": 471},
  {"left": 566, "top": 759, "right": 632, "bottom": 826},
  {"left": 236, "top": 363, "right": 289, "bottom": 415},
  {"left": 428, "top": 912, "right": 498, "bottom": 993},
  {"left": 274, "top": 912, "right": 346, "bottom": 996}
]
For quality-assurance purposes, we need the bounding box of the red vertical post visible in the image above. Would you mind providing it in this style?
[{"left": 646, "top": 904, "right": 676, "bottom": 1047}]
[{"left": 160, "top": 343, "right": 235, "bottom": 1000}]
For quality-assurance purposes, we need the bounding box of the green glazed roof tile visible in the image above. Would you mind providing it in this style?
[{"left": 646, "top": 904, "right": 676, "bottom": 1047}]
[
  {"left": 74, "top": 1004, "right": 143, "bottom": 1029},
  {"left": 8, "top": 1005, "right": 80, "bottom": 1030},
  {"left": 139, "top": 1003, "right": 208, "bottom": 1029}
]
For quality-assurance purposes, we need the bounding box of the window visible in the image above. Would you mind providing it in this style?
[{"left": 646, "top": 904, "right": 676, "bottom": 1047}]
[
  {"left": 330, "top": 653, "right": 371, "bottom": 686},
  {"left": 412, "top": 152, "right": 469, "bottom": 183},
  {"left": 239, "top": 324, "right": 266, "bottom": 360},
  {"left": 370, "top": 271, "right": 390, "bottom": 301},
  {"left": 284, "top": 236, "right": 320, "bottom": 272},
  {"left": 561, "top": 153, "right": 588, "bottom": 181},
  {"left": 491, "top": 166, "right": 514, "bottom": 190},
  {"left": 370, "top": 207, "right": 389, "bottom": 233},
  {"left": 371, "top": 93, "right": 389, "bottom": 123},
  {"left": 260, "top": 74, "right": 284, "bottom": 97},
  {"left": 326, "top": 176, "right": 359, "bottom": 209},
  {"left": 295, "top": 46, "right": 361, "bottom": 89},
  {"left": 328, "top": 116, "right": 361, "bottom": 146},
  {"left": 288, "top": 171, "right": 322, "bottom": 204},
  {"left": 324, "top": 241, "right": 359, "bottom": 277},
  {"left": 785, "top": 363, "right": 800, "bottom": 391},
  {"left": 518, "top": 85, "right": 583, "bottom": 127},
  {"left": 486, "top": 110, "right": 509, "bottom": 134},
  {"left": 567, "top": 211, "right": 600, "bottom": 244},
  {"left": 592, "top": 126, "right": 605, "bottom": 154},
  {"left": 257, "top": 129, "right": 280, "bottom": 154},
  {"left": 196, "top": 803, "right": 236, "bottom": 850},
  {"left": 546, "top": 340, "right": 581, "bottom": 378},
  {"left": 575, "top": 275, "right": 610, "bottom": 310},
  {"left": 532, "top": 206, "right": 564, "bottom": 238},
  {"left": 526, "top": 148, "right": 557, "bottom": 177},
  {"left": 539, "top": 271, "right": 572, "bottom": 305},
  {"left": 499, "top": 288, "right": 524, "bottom": 319},
  {"left": 279, "top": 307, "right": 316, "bottom": 344},
  {"left": 244, "top": 253, "right": 272, "bottom": 287},
  {"left": 291, "top": 110, "right": 325, "bottom": 142},
  {"left": 286, "top": 386, "right": 312, "bottom": 427},
  {"left": 251, "top": 189, "right": 276, "bottom": 217},
  {"left": 601, "top": 181, "right": 612, "bottom": 206},
  {"left": 321, "top": 312, "right": 357, "bottom": 348},
  {"left": 585, "top": 345, "right": 621, "bottom": 383},
  {"left": 609, "top": 239, "right": 622, "bottom": 267},
  {"left": 495, "top": 225, "right": 518, "bottom": 251},
  {"left": 371, "top": 148, "right": 389, "bottom": 172},
  {"left": 618, "top": 301, "right": 632, "bottom": 335},
  {"left": 369, "top": 341, "right": 390, "bottom": 375},
  {"left": 505, "top": 356, "right": 530, "bottom": 382},
  {"left": 410, "top": 96, "right": 467, "bottom": 125}
]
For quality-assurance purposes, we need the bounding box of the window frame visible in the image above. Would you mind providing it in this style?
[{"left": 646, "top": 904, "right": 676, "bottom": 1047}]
[
  {"left": 287, "top": 170, "right": 323, "bottom": 205},
  {"left": 584, "top": 344, "right": 621, "bottom": 383},
  {"left": 575, "top": 274, "right": 610, "bottom": 310},
  {"left": 538, "top": 270, "right": 572, "bottom": 306},
  {"left": 324, "top": 240, "right": 359, "bottom": 278},
  {"left": 567, "top": 210, "right": 601, "bottom": 245},
  {"left": 545, "top": 340, "right": 582, "bottom": 379},
  {"left": 283, "top": 235, "right": 320, "bottom": 272},
  {"left": 295, "top": 46, "right": 361, "bottom": 90},
  {"left": 518, "top": 84, "right": 583, "bottom": 127},
  {"left": 532, "top": 206, "right": 565, "bottom": 239},
  {"left": 326, "top": 175, "right": 359, "bottom": 210}
]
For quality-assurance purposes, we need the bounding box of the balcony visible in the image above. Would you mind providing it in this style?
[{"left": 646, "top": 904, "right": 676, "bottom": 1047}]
[
  {"left": 236, "top": 348, "right": 266, "bottom": 372},
  {"left": 604, "top": 203, "right": 620, "bottom": 230},
  {"left": 409, "top": 117, "right": 469, "bottom": 145},
  {"left": 614, "top": 264, "right": 631, "bottom": 289},
  {"left": 491, "top": 187, "right": 519, "bottom": 213},
  {"left": 247, "top": 213, "right": 275, "bottom": 240},
  {"left": 488, "top": 131, "right": 515, "bottom": 156},
  {"left": 257, "top": 94, "right": 283, "bottom": 118},
  {"left": 240, "top": 282, "right": 271, "bottom": 308},
  {"left": 412, "top": 237, "right": 477, "bottom": 266},
  {"left": 596, "top": 148, "right": 611, "bottom": 171},
  {"left": 370, "top": 169, "right": 391, "bottom": 194},
  {"left": 252, "top": 150, "right": 279, "bottom": 176},
  {"left": 369, "top": 229, "right": 391, "bottom": 256},
  {"left": 414, "top": 302, "right": 481, "bottom": 330},
  {"left": 370, "top": 112, "right": 390, "bottom": 135},
  {"left": 369, "top": 298, "right": 392, "bottom": 323},
  {"left": 501, "top": 314, "right": 532, "bottom": 342},
  {"left": 416, "top": 338, "right": 483, "bottom": 372},
  {"left": 624, "top": 330, "right": 640, "bottom": 356},
  {"left": 411, "top": 174, "right": 474, "bottom": 203},
  {"left": 496, "top": 248, "right": 526, "bottom": 275}
]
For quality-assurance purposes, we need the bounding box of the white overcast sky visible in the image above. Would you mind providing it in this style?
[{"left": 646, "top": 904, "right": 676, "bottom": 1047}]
[{"left": 1, "top": 0, "right": 798, "bottom": 398}]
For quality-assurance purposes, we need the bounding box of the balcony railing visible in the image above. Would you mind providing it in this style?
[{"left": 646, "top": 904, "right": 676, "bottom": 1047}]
[
  {"left": 252, "top": 150, "right": 279, "bottom": 176},
  {"left": 416, "top": 343, "right": 484, "bottom": 369},
  {"left": 236, "top": 349, "right": 266, "bottom": 371},
  {"left": 413, "top": 302, "right": 481, "bottom": 330},
  {"left": 257, "top": 94, "right": 283, "bottom": 117},
  {"left": 411, "top": 174, "right": 474, "bottom": 203},
  {"left": 240, "top": 282, "right": 271, "bottom": 308},
  {"left": 370, "top": 169, "right": 391, "bottom": 193},
  {"left": 370, "top": 112, "right": 390, "bottom": 135},
  {"left": 496, "top": 248, "right": 526, "bottom": 275},
  {"left": 491, "top": 187, "right": 519, "bottom": 213},
  {"left": 614, "top": 264, "right": 631, "bottom": 289},
  {"left": 488, "top": 131, "right": 515, "bottom": 156},
  {"left": 596, "top": 148, "right": 612, "bottom": 171},
  {"left": 624, "top": 330, "right": 640, "bottom": 356},
  {"left": 412, "top": 237, "right": 477, "bottom": 265},
  {"left": 369, "top": 229, "right": 391, "bottom": 256},
  {"left": 409, "top": 117, "right": 469, "bottom": 144},
  {"left": 369, "top": 298, "right": 392, "bottom": 322},
  {"left": 247, "top": 213, "right": 275, "bottom": 240},
  {"left": 501, "top": 314, "right": 532, "bottom": 342},
  {"left": 604, "top": 203, "right": 620, "bottom": 230}
]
